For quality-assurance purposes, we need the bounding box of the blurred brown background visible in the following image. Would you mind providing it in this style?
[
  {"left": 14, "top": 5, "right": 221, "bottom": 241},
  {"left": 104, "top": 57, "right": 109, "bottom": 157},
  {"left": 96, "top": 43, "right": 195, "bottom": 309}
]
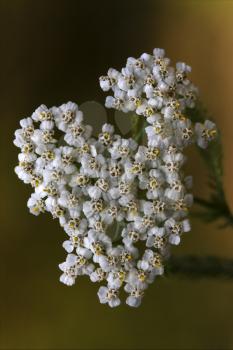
[{"left": 1, "top": 0, "right": 233, "bottom": 349}]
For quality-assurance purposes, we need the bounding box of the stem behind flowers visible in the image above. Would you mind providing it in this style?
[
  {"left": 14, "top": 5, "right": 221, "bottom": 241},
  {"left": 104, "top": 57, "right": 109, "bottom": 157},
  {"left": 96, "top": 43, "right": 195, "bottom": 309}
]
[{"left": 186, "top": 104, "right": 233, "bottom": 227}]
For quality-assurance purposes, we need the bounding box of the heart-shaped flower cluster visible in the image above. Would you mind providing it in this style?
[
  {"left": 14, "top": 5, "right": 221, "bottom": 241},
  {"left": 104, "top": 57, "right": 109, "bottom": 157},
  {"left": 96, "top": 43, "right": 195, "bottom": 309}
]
[{"left": 14, "top": 48, "right": 217, "bottom": 307}]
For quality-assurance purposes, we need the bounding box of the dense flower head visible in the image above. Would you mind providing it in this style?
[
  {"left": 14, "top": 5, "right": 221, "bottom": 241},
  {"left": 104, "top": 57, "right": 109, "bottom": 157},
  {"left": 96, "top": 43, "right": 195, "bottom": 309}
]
[{"left": 14, "top": 48, "right": 217, "bottom": 307}]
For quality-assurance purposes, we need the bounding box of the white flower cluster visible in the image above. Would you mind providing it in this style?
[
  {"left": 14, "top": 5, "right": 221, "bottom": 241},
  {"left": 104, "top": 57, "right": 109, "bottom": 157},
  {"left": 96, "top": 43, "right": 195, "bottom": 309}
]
[
  {"left": 14, "top": 48, "right": 217, "bottom": 308},
  {"left": 100, "top": 48, "right": 216, "bottom": 149}
]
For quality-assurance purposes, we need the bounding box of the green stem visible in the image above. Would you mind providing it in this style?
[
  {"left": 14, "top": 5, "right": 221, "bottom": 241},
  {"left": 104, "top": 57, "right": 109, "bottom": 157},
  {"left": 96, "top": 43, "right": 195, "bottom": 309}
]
[
  {"left": 194, "top": 196, "right": 218, "bottom": 209},
  {"left": 194, "top": 196, "right": 233, "bottom": 227},
  {"left": 167, "top": 255, "right": 233, "bottom": 279},
  {"left": 186, "top": 104, "right": 233, "bottom": 227},
  {"left": 131, "top": 116, "right": 147, "bottom": 143}
]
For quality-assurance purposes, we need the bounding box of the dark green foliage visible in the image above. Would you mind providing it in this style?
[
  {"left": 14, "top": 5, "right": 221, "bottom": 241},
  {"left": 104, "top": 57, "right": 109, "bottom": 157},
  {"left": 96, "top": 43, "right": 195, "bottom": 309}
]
[{"left": 186, "top": 104, "right": 233, "bottom": 227}]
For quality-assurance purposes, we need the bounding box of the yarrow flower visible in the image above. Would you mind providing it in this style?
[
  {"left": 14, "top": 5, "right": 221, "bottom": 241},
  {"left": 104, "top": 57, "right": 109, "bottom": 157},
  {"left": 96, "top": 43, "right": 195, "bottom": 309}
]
[{"left": 14, "top": 48, "right": 217, "bottom": 308}]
